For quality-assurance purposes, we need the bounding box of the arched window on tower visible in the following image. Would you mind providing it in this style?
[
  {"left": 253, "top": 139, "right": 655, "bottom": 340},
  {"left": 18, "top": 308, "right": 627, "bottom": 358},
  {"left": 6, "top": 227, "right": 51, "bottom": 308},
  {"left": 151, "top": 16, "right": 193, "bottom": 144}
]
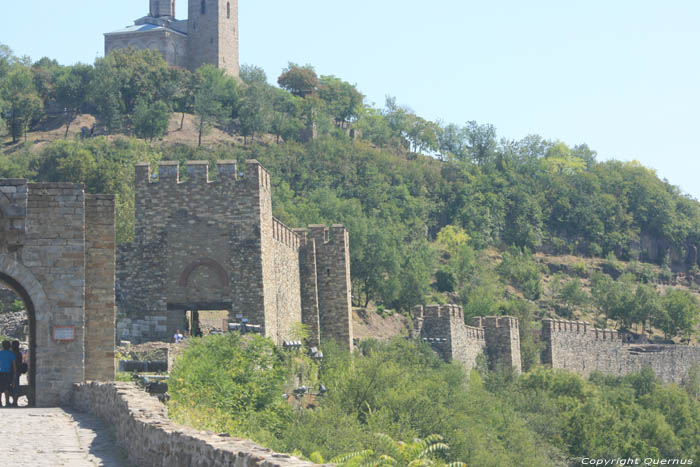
[
  {"left": 227, "top": 2, "right": 231, "bottom": 19},
  {"left": 201, "top": 0, "right": 206, "bottom": 14}
]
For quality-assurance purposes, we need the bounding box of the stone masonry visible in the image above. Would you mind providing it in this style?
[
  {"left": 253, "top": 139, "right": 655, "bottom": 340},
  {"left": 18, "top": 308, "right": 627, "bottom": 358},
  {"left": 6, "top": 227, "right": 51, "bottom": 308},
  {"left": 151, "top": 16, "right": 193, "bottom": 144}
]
[
  {"left": 542, "top": 319, "right": 700, "bottom": 384},
  {"left": 0, "top": 180, "right": 115, "bottom": 406},
  {"left": 105, "top": 0, "right": 239, "bottom": 76},
  {"left": 413, "top": 305, "right": 522, "bottom": 373},
  {"left": 117, "top": 160, "right": 353, "bottom": 349},
  {"left": 71, "top": 382, "right": 318, "bottom": 467}
]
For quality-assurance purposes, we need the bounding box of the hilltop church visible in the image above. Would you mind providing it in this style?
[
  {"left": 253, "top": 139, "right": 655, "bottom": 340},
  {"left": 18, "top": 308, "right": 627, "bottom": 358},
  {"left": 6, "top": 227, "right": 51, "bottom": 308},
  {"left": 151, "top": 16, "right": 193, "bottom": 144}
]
[{"left": 104, "top": 0, "right": 239, "bottom": 77}]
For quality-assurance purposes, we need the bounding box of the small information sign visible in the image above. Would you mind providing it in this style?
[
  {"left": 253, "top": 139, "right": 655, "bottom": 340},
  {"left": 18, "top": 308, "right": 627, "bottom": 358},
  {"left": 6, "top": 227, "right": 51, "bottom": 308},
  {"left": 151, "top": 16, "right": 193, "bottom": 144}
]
[{"left": 52, "top": 326, "right": 76, "bottom": 342}]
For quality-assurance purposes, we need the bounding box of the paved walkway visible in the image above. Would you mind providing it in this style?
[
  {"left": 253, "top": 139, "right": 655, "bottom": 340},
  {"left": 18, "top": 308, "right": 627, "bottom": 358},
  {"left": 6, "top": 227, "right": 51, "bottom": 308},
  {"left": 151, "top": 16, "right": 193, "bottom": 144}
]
[{"left": 0, "top": 407, "right": 133, "bottom": 467}]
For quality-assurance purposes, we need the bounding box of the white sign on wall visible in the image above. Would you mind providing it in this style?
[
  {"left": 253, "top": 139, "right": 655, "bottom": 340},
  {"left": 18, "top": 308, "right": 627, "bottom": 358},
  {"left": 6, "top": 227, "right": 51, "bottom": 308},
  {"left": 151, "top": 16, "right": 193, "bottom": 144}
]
[{"left": 52, "top": 326, "right": 76, "bottom": 342}]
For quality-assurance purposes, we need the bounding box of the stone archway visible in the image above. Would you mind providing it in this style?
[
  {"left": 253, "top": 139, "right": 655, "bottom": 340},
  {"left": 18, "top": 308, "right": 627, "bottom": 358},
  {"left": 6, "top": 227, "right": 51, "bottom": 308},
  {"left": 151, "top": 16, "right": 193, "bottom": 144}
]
[{"left": 0, "top": 255, "right": 51, "bottom": 407}]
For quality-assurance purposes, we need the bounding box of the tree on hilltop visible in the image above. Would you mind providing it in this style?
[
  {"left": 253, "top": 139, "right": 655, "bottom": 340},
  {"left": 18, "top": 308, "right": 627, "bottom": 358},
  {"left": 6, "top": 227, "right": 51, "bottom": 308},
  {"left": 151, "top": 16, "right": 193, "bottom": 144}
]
[
  {"left": 194, "top": 65, "right": 237, "bottom": 146},
  {"left": 55, "top": 64, "right": 94, "bottom": 137},
  {"left": 278, "top": 63, "right": 318, "bottom": 98},
  {"left": 0, "top": 64, "right": 42, "bottom": 142},
  {"left": 239, "top": 64, "right": 268, "bottom": 85},
  {"left": 318, "top": 75, "right": 364, "bottom": 126}
]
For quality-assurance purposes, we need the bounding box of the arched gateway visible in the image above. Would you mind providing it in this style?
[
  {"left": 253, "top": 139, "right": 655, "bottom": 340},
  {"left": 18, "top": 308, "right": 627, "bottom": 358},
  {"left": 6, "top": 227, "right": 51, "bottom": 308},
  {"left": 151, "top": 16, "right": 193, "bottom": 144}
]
[{"left": 0, "top": 180, "right": 115, "bottom": 407}]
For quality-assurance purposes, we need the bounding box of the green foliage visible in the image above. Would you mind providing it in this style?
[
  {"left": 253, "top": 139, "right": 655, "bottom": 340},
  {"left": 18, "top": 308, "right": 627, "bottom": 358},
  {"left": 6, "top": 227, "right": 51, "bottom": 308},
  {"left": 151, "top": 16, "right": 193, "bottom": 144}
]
[
  {"left": 54, "top": 63, "right": 94, "bottom": 137},
  {"left": 194, "top": 65, "right": 238, "bottom": 146},
  {"left": 318, "top": 75, "right": 363, "bottom": 125},
  {"left": 132, "top": 99, "right": 170, "bottom": 142},
  {"left": 434, "top": 270, "right": 456, "bottom": 293},
  {"left": 1, "top": 62, "right": 42, "bottom": 142},
  {"left": 497, "top": 247, "right": 542, "bottom": 300},
  {"left": 168, "top": 333, "right": 294, "bottom": 437},
  {"left": 277, "top": 63, "right": 319, "bottom": 98},
  {"left": 239, "top": 64, "right": 268, "bottom": 85},
  {"left": 658, "top": 289, "right": 700, "bottom": 340},
  {"left": 9, "top": 299, "right": 23, "bottom": 313},
  {"left": 331, "top": 433, "right": 464, "bottom": 467}
]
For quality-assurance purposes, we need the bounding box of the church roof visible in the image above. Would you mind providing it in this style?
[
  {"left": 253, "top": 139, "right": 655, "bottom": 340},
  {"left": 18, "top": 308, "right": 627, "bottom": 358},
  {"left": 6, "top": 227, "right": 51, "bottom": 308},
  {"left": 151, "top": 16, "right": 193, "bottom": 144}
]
[{"left": 105, "top": 20, "right": 187, "bottom": 37}]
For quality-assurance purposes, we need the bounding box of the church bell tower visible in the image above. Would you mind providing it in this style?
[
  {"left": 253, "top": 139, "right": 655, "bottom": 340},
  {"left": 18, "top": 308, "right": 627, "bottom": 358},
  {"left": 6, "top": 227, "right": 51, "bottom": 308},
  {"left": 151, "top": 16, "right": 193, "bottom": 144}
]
[{"left": 187, "top": 0, "right": 239, "bottom": 77}]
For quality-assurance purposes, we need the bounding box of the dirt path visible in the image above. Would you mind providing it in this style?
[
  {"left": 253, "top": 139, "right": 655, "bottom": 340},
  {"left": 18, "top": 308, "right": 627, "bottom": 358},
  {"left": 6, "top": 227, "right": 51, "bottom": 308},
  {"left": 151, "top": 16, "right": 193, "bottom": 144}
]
[{"left": 0, "top": 407, "right": 133, "bottom": 466}]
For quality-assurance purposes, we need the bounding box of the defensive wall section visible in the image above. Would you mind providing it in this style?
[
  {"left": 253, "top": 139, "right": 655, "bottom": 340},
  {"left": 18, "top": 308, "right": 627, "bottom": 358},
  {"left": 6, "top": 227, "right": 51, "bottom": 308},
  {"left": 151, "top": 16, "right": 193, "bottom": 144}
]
[
  {"left": 542, "top": 319, "right": 700, "bottom": 384},
  {"left": 117, "top": 160, "right": 352, "bottom": 349},
  {"left": 413, "top": 305, "right": 522, "bottom": 373},
  {"left": 0, "top": 180, "right": 115, "bottom": 406},
  {"left": 71, "top": 382, "right": 317, "bottom": 467}
]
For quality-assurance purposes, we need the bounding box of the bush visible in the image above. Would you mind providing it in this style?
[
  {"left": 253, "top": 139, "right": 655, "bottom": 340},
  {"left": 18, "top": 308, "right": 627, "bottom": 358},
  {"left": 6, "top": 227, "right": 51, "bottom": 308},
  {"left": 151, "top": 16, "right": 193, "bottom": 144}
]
[
  {"left": 168, "top": 333, "right": 296, "bottom": 437},
  {"left": 497, "top": 247, "right": 542, "bottom": 300},
  {"left": 434, "top": 269, "right": 457, "bottom": 293}
]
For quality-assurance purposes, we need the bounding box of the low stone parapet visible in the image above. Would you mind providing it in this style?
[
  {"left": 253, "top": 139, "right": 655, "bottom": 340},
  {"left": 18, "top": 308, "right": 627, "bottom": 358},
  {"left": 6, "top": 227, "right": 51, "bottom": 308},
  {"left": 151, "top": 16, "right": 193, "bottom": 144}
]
[{"left": 71, "top": 382, "right": 318, "bottom": 467}]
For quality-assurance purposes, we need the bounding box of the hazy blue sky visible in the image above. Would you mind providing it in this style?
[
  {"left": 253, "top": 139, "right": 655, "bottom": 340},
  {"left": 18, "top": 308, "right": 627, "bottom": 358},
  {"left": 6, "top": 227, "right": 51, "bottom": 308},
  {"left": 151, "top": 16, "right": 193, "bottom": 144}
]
[{"left": 2, "top": 1, "right": 700, "bottom": 198}]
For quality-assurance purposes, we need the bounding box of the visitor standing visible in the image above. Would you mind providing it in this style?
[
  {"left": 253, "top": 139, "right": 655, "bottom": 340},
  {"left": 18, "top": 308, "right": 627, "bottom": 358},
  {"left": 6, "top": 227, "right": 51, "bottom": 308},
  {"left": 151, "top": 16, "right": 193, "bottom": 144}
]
[{"left": 0, "top": 340, "right": 16, "bottom": 407}]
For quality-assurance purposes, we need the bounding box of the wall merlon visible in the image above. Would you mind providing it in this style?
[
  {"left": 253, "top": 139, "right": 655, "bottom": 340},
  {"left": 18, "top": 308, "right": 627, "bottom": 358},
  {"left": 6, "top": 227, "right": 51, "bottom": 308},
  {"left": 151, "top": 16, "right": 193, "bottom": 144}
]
[
  {"left": 412, "top": 305, "right": 424, "bottom": 318},
  {"left": 135, "top": 163, "right": 151, "bottom": 184},
  {"left": 245, "top": 160, "right": 270, "bottom": 190}
]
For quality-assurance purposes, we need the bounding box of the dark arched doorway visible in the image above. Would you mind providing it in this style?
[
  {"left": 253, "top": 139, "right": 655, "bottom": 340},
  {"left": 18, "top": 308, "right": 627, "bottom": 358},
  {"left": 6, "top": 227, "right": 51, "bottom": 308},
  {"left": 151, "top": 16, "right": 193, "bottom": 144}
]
[{"left": 0, "top": 272, "right": 36, "bottom": 406}]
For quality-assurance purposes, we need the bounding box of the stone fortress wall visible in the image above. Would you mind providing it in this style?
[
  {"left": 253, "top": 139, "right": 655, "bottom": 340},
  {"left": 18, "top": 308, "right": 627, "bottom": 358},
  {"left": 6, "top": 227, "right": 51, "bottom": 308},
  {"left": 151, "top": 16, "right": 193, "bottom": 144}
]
[
  {"left": 416, "top": 305, "right": 700, "bottom": 383},
  {"left": 117, "top": 160, "right": 352, "bottom": 349},
  {"left": 413, "top": 305, "right": 522, "bottom": 373},
  {"left": 542, "top": 319, "right": 700, "bottom": 384},
  {"left": 71, "top": 382, "right": 316, "bottom": 467}
]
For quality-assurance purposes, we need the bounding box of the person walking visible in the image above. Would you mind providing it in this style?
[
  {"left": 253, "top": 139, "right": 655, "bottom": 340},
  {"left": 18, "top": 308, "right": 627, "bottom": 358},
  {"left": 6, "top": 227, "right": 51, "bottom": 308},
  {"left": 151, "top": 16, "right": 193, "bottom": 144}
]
[{"left": 0, "top": 340, "right": 16, "bottom": 407}]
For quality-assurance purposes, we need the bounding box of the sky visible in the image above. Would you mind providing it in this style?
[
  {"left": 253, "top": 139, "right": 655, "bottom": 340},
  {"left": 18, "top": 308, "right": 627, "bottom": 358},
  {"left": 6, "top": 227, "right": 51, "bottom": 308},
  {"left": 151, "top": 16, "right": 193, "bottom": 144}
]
[{"left": 2, "top": 1, "right": 700, "bottom": 198}]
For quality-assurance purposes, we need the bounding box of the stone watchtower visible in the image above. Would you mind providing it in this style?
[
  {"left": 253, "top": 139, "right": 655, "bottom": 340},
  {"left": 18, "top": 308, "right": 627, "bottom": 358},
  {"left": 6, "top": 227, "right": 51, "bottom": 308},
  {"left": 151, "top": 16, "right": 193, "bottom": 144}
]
[{"left": 187, "top": 0, "right": 239, "bottom": 75}]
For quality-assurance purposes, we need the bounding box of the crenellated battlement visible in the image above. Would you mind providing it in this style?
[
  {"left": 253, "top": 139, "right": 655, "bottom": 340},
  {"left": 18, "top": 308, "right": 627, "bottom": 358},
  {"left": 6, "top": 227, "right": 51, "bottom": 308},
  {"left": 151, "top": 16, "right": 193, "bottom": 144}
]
[
  {"left": 134, "top": 160, "right": 271, "bottom": 188},
  {"left": 272, "top": 218, "right": 301, "bottom": 250},
  {"left": 415, "top": 305, "right": 520, "bottom": 373},
  {"left": 542, "top": 319, "right": 623, "bottom": 341}
]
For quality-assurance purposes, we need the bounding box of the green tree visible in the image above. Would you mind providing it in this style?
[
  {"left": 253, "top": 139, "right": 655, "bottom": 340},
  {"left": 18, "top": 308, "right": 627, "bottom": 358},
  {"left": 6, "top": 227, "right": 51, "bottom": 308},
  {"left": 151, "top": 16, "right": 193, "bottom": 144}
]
[
  {"left": 194, "top": 65, "right": 237, "bottom": 146},
  {"left": 1, "top": 64, "right": 43, "bottom": 142},
  {"left": 238, "top": 82, "right": 272, "bottom": 144},
  {"left": 318, "top": 75, "right": 364, "bottom": 125},
  {"left": 239, "top": 64, "right": 268, "bottom": 85},
  {"left": 633, "top": 284, "right": 662, "bottom": 333},
  {"left": 277, "top": 63, "right": 319, "bottom": 98},
  {"left": 660, "top": 289, "right": 700, "bottom": 341},
  {"left": 132, "top": 99, "right": 170, "bottom": 142},
  {"left": 171, "top": 67, "right": 199, "bottom": 131},
  {"left": 269, "top": 88, "right": 303, "bottom": 143},
  {"left": 54, "top": 64, "right": 94, "bottom": 137}
]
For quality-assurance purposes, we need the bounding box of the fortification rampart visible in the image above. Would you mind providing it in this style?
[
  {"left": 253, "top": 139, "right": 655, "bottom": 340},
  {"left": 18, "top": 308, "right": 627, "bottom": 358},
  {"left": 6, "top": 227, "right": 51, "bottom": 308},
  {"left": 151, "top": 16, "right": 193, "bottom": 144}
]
[
  {"left": 542, "top": 319, "right": 700, "bottom": 384},
  {"left": 414, "top": 305, "right": 521, "bottom": 373},
  {"left": 71, "top": 382, "right": 316, "bottom": 467}
]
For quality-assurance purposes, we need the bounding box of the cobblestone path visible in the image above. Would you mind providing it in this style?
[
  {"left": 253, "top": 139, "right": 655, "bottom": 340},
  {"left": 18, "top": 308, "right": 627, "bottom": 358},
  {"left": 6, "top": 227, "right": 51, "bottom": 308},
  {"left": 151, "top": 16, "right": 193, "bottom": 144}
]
[{"left": 0, "top": 407, "right": 133, "bottom": 466}]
